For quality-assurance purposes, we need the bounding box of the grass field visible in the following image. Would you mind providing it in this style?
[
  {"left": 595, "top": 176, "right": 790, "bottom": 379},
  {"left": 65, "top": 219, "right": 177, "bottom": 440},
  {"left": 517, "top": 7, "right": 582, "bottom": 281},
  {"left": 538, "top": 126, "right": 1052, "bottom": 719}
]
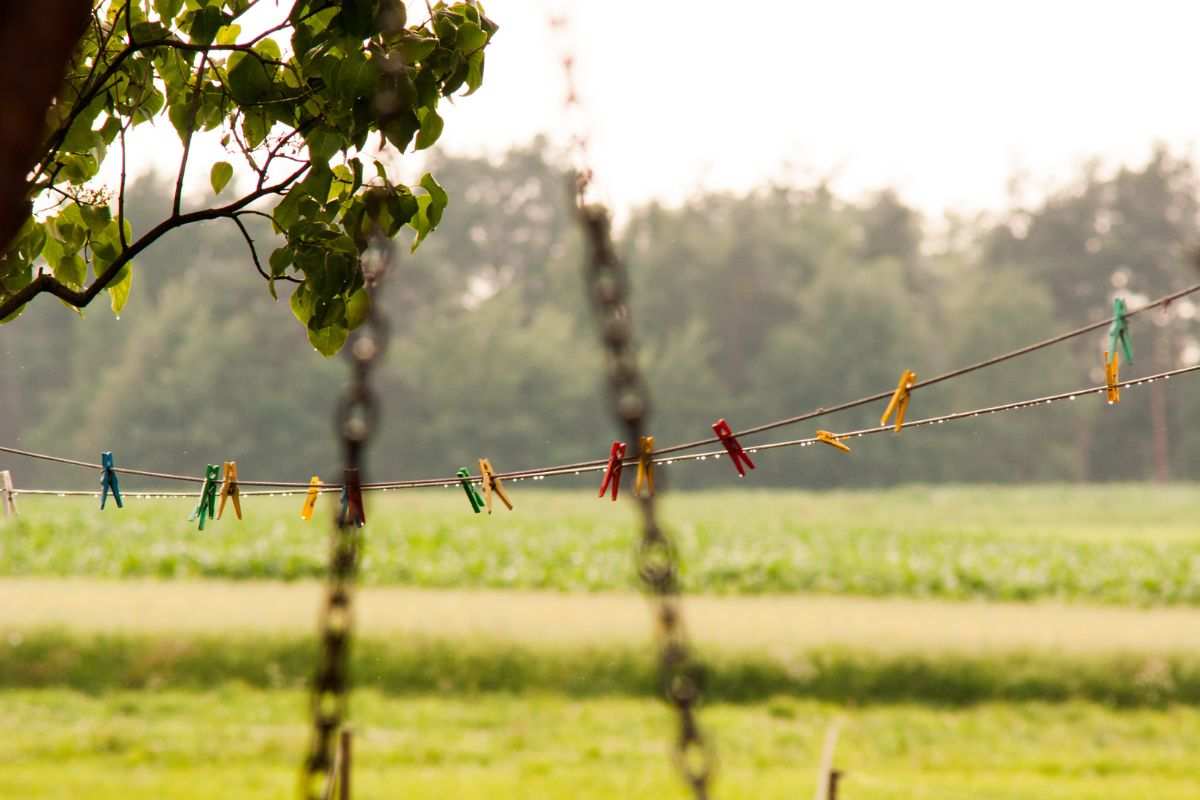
[
  {"left": 3, "top": 485, "right": 1198, "bottom": 797},
  {"left": 2, "top": 689, "right": 1199, "bottom": 799},
  {"left": 4, "top": 484, "right": 1200, "bottom": 604}
]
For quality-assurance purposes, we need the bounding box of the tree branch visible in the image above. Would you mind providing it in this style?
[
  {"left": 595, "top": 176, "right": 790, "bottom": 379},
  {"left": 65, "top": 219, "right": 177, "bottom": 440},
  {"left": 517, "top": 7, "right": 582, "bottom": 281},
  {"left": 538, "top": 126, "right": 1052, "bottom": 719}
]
[
  {"left": 0, "top": 164, "right": 309, "bottom": 320},
  {"left": 230, "top": 212, "right": 300, "bottom": 284},
  {"left": 173, "top": 52, "right": 210, "bottom": 218}
]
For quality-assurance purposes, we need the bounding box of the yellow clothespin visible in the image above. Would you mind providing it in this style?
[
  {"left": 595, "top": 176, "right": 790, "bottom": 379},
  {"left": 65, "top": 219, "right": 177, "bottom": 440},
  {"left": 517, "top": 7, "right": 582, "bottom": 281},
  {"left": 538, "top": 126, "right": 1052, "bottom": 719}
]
[
  {"left": 478, "top": 458, "right": 513, "bottom": 513},
  {"left": 634, "top": 435, "right": 655, "bottom": 497},
  {"left": 300, "top": 476, "right": 321, "bottom": 520},
  {"left": 1105, "top": 350, "right": 1120, "bottom": 405},
  {"left": 217, "top": 461, "right": 242, "bottom": 520},
  {"left": 816, "top": 430, "right": 851, "bottom": 453},
  {"left": 881, "top": 369, "right": 917, "bottom": 432}
]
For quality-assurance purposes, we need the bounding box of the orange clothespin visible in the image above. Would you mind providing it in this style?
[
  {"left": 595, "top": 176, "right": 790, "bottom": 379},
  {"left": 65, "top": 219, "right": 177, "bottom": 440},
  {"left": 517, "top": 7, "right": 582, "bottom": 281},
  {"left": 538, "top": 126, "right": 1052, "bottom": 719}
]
[
  {"left": 300, "top": 476, "right": 321, "bottom": 520},
  {"left": 881, "top": 369, "right": 917, "bottom": 432},
  {"left": 340, "top": 468, "right": 365, "bottom": 527},
  {"left": 713, "top": 418, "right": 756, "bottom": 477},
  {"left": 634, "top": 435, "right": 655, "bottom": 497},
  {"left": 1105, "top": 350, "right": 1121, "bottom": 405},
  {"left": 217, "top": 461, "right": 242, "bottom": 520},
  {"left": 598, "top": 441, "right": 626, "bottom": 501},
  {"left": 478, "top": 458, "right": 513, "bottom": 513},
  {"left": 816, "top": 430, "right": 851, "bottom": 453}
]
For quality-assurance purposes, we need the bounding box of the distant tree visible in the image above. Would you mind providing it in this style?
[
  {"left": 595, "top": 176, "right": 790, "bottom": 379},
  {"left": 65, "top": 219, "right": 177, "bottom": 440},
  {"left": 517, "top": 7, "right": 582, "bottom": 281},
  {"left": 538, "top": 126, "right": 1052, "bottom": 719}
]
[{"left": 0, "top": 0, "right": 497, "bottom": 354}]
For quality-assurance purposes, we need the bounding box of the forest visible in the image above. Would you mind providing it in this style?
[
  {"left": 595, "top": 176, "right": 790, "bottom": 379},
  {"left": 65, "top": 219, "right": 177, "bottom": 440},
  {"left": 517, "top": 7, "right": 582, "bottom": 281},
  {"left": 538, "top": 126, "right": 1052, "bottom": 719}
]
[{"left": 4, "top": 138, "right": 1199, "bottom": 490}]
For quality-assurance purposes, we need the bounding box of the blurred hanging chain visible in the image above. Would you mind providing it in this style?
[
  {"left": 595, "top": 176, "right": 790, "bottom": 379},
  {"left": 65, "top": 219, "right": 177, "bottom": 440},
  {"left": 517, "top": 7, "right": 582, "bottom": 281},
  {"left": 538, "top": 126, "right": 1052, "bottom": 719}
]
[
  {"left": 552, "top": 12, "right": 714, "bottom": 799},
  {"left": 301, "top": 4, "right": 407, "bottom": 798}
]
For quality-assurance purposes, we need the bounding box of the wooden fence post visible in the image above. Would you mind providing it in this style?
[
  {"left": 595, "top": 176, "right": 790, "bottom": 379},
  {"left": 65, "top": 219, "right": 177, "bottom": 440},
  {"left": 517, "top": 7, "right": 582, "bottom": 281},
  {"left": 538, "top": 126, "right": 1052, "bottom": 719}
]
[
  {"left": 813, "top": 718, "right": 843, "bottom": 800},
  {"left": 1, "top": 470, "right": 15, "bottom": 517}
]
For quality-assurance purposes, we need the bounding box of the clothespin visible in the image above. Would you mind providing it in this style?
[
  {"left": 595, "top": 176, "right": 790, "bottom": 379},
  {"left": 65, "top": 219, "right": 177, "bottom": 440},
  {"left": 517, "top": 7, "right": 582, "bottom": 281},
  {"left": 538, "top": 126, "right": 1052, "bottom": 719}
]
[
  {"left": 712, "top": 418, "right": 756, "bottom": 477},
  {"left": 634, "top": 435, "right": 655, "bottom": 497},
  {"left": 300, "top": 476, "right": 321, "bottom": 520},
  {"left": 1105, "top": 350, "right": 1121, "bottom": 405},
  {"left": 217, "top": 461, "right": 242, "bottom": 520},
  {"left": 478, "top": 458, "right": 513, "bottom": 513},
  {"left": 816, "top": 430, "right": 851, "bottom": 453},
  {"left": 190, "top": 464, "right": 220, "bottom": 530},
  {"left": 99, "top": 451, "right": 123, "bottom": 510},
  {"left": 598, "top": 441, "right": 626, "bottom": 501},
  {"left": 339, "top": 468, "right": 366, "bottom": 527},
  {"left": 1108, "top": 297, "right": 1133, "bottom": 364},
  {"left": 457, "top": 468, "right": 484, "bottom": 514},
  {"left": 881, "top": 369, "right": 917, "bottom": 432}
]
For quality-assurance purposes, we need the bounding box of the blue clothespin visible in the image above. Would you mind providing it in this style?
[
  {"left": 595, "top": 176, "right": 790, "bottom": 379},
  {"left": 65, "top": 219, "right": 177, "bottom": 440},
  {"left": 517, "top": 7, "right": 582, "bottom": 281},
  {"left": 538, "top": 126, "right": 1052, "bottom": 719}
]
[
  {"left": 1108, "top": 298, "right": 1133, "bottom": 364},
  {"left": 99, "top": 451, "right": 123, "bottom": 510}
]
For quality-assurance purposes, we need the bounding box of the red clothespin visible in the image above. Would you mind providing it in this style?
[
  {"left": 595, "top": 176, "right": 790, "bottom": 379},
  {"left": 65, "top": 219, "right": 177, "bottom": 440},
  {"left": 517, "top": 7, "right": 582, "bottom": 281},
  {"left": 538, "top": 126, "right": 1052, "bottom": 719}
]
[
  {"left": 598, "top": 441, "right": 626, "bottom": 501},
  {"left": 340, "top": 467, "right": 366, "bottom": 528},
  {"left": 712, "top": 418, "right": 755, "bottom": 477}
]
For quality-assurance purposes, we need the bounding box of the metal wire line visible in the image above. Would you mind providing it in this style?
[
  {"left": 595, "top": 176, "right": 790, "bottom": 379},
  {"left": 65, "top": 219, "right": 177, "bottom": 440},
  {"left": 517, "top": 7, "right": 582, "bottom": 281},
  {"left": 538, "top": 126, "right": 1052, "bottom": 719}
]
[
  {"left": 12, "top": 362, "right": 1199, "bottom": 497},
  {"left": 3, "top": 281, "right": 1197, "bottom": 491}
]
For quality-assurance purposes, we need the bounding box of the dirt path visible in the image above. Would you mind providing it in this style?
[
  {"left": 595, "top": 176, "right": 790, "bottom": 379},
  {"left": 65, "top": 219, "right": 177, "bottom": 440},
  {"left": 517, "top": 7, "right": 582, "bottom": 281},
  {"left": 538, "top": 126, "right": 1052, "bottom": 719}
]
[{"left": 2, "top": 577, "right": 1197, "bottom": 656}]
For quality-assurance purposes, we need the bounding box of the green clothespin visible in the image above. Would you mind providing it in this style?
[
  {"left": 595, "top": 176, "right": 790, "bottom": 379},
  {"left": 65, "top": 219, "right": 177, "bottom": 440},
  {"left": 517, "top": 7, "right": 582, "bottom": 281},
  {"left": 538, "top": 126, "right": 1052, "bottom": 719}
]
[
  {"left": 189, "top": 464, "right": 220, "bottom": 530},
  {"left": 1108, "top": 297, "right": 1133, "bottom": 364},
  {"left": 457, "top": 468, "right": 484, "bottom": 514}
]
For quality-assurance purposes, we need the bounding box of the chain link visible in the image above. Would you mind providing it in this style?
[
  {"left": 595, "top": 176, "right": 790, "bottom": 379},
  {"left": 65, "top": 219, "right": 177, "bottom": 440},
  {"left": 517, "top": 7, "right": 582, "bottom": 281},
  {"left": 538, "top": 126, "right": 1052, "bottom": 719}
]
[
  {"left": 301, "top": 4, "right": 408, "bottom": 795},
  {"left": 577, "top": 202, "right": 715, "bottom": 797}
]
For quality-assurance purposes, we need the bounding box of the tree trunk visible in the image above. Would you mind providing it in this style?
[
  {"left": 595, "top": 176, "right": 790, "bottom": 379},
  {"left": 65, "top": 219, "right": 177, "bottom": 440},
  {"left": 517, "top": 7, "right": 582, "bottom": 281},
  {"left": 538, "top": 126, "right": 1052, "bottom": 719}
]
[{"left": 0, "top": 0, "right": 90, "bottom": 252}]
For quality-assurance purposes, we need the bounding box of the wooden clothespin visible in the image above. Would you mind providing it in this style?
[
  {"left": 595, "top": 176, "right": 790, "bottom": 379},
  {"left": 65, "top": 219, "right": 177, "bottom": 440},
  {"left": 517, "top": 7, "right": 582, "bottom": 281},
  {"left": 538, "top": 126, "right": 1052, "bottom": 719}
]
[
  {"left": 713, "top": 418, "right": 756, "bottom": 477},
  {"left": 1108, "top": 297, "right": 1133, "bottom": 364},
  {"left": 634, "top": 435, "right": 655, "bottom": 497},
  {"left": 598, "top": 441, "right": 626, "bottom": 501},
  {"left": 1, "top": 470, "right": 16, "bottom": 517},
  {"left": 478, "top": 458, "right": 513, "bottom": 513},
  {"left": 100, "top": 451, "right": 123, "bottom": 510},
  {"left": 301, "top": 476, "right": 321, "bottom": 520},
  {"left": 816, "top": 430, "right": 851, "bottom": 453},
  {"left": 457, "top": 468, "right": 484, "bottom": 514},
  {"left": 339, "top": 468, "right": 366, "bottom": 527},
  {"left": 217, "top": 461, "right": 242, "bottom": 520},
  {"left": 1105, "top": 350, "right": 1121, "bottom": 405},
  {"left": 881, "top": 369, "right": 917, "bottom": 432},
  {"left": 190, "top": 464, "right": 220, "bottom": 530}
]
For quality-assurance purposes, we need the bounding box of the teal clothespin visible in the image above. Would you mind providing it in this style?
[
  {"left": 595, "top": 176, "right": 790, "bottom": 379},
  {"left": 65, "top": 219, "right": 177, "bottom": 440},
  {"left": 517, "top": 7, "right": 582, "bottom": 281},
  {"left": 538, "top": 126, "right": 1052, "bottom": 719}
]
[
  {"left": 99, "top": 451, "right": 123, "bottom": 510},
  {"left": 189, "top": 464, "right": 220, "bottom": 530},
  {"left": 1108, "top": 297, "right": 1133, "bottom": 364},
  {"left": 457, "top": 468, "right": 484, "bottom": 514}
]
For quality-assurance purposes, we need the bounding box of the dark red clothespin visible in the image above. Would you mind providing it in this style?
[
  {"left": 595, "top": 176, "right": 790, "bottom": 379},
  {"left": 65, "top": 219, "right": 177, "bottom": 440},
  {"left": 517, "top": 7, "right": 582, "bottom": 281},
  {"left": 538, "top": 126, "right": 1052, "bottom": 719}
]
[
  {"left": 598, "top": 441, "right": 627, "bottom": 501},
  {"left": 339, "top": 467, "right": 366, "bottom": 527},
  {"left": 713, "top": 418, "right": 756, "bottom": 477}
]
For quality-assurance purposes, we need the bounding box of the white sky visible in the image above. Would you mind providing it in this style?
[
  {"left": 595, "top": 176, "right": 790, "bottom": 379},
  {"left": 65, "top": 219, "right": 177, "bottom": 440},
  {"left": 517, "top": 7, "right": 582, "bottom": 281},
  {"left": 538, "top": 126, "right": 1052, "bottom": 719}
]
[{"left": 126, "top": 0, "right": 1200, "bottom": 219}]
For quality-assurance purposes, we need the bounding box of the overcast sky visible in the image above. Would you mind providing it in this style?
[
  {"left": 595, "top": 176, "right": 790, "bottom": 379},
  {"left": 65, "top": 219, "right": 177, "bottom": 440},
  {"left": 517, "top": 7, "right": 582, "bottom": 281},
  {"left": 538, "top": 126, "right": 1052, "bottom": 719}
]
[{"left": 129, "top": 0, "right": 1200, "bottom": 219}]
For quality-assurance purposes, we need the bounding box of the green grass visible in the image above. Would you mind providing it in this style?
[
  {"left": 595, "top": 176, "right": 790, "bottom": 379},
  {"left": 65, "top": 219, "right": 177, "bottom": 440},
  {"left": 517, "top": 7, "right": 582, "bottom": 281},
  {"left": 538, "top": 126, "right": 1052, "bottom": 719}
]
[
  {"left": 4, "top": 485, "right": 1200, "bottom": 604},
  {"left": 2, "top": 688, "right": 1198, "bottom": 799},
  {"left": 3, "top": 628, "right": 1199, "bottom": 707}
]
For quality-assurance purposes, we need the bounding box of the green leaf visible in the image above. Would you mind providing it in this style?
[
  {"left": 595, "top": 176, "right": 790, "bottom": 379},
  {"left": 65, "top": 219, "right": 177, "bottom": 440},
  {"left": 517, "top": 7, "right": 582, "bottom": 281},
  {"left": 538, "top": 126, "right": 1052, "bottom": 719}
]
[
  {"left": 464, "top": 50, "right": 485, "bottom": 95},
  {"left": 54, "top": 253, "right": 87, "bottom": 289},
  {"left": 215, "top": 23, "right": 241, "bottom": 45},
  {"left": 457, "top": 21, "right": 488, "bottom": 53},
  {"left": 107, "top": 264, "right": 133, "bottom": 316},
  {"left": 210, "top": 161, "right": 234, "bottom": 194},
  {"left": 289, "top": 284, "right": 313, "bottom": 324},
  {"left": 269, "top": 246, "right": 292, "bottom": 277},
  {"left": 414, "top": 106, "right": 444, "bottom": 150},
  {"left": 345, "top": 288, "right": 370, "bottom": 329},
  {"left": 154, "top": 0, "right": 184, "bottom": 21},
  {"left": 307, "top": 322, "right": 348, "bottom": 356},
  {"left": 227, "top": 51, "right": 274, "bottom": 104},
  {"left": 419, "top": 172, "right": 448, "bottom": 228}
]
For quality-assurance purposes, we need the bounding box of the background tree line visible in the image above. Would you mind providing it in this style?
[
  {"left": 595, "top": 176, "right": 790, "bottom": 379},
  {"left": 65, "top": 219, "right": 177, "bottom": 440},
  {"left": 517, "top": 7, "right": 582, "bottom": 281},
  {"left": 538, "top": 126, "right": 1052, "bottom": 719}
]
[{"left": 4, "top": 138, "right": 1200, "bottom": 490}]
